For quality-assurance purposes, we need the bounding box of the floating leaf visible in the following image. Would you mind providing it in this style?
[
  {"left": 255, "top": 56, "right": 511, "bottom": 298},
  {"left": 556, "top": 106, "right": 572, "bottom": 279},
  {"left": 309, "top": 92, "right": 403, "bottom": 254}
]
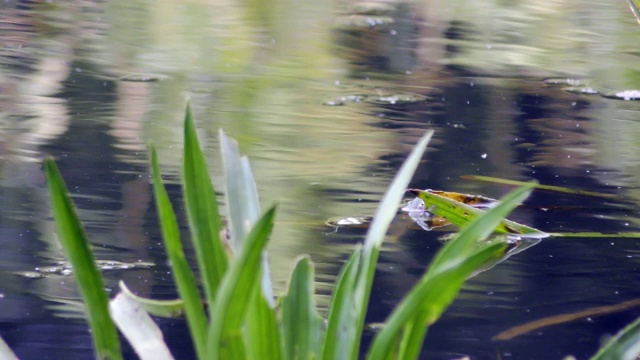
[
  {"left": 543, "top": 78, "right": 591, "bottom": 87},
  {"left": 601, "top": 90, "right": 640, "bottom": 101},
  {"left": 325, "top": 216, "right": 372, "bottom": 227},
  {"left": 425, "top": 190, "right": 497, "bottom": 208},
  {"left": 562, "top": 87, "right": 600, "bottom": 95},
  {"left": 119, "top": 73, "right": 168, "bottom": 82},
  {"left": 369, "top": 184, "right": 536, "bottom": 359},
  {"left": 408, "top": 189, "right": 548, "bottom": 238}
]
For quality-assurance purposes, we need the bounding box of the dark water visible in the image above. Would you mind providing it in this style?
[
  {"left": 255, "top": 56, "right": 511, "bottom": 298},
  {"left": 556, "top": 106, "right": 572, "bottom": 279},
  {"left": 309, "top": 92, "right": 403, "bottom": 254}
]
[{"left": 2, "top": 1, "right": 640, "bottom": 359}]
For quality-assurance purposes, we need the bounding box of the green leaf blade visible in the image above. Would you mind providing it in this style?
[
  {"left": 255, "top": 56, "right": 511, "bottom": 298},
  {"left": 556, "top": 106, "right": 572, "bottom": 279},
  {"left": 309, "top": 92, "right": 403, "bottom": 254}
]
[
  {"left": 183, "top": 104, "right": 229, "bottom": 311},
  {"left": 207, "top": 206, "right": 277, "bottom": 360},
  {"left": 109, "top": 292, "right": 175, "bottom": 360},
  {"left": 150, "top": 147, "right": 208, "bottom": 360},
  {"left": 591, "top": 316, "right": 640, "bottom": 360},
  {"left": 410, "top": 188, "right": 547, "bottom": 238},
  {"left": 347, "top": 130, "right": 433, "bottom": 359},
  {"left": 368, "top": 241, "right": 508, "bottom": 360},
  {"left": 44, "top": 159, "right": 122, "bottom": 360},
  {"left": 281, "top": 256, "right": 323, "bottom": 360},
  {"left": 424, "top": 182, "right": 541, "bottom": 275},
  {"left": 246, "top": 291, "right": 283, "bottom": 360},
  {"left": 321, "top": 246, "right": 362, "bottom": 360},
  {"left": 368, "top": 184, "right": 536, "bottom": 359},
  {"left": 118, "top": 281, "right": 184, "bottom": 318},
  {"left": 220, "top": 129, "right": 274, "bottom": 305}
]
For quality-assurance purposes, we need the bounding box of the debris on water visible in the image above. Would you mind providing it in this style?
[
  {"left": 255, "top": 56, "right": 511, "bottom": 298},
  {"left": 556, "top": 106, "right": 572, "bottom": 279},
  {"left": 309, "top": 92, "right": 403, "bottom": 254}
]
[
  {"left": 325, "top": 216, "right": 372, "bottom": 227},
  {"left": 401, "top": 197, "right": 435, "bottom": 231},
  {"left": 322, "top": 94, "right": 367, "bottom": 106},
  {"left": 543, "top": 78, "right": 590, "bottom": 87},
  {"left": 119, "top": 73, "right": 168, "bottom": 82},
  {"left": 562, "top": 87, "right": 600, "bottom": 95},
  {"left": 324, "top": 93, "right": 426, "bottom": 106},
  {"left": 322, "top": 99, "right": 345, "bottom": 106},
  {"left": 364, "top": 93, "right": 427, "bottom": 105},
  {"left": 601, "top": 90, "right": 640, "bottom": 101},
  {"left": 334, "top": 15, "right": 394, "bottom": 29},
  {"left": 14, "top": 260, "right": 154, "bottom": 279}
]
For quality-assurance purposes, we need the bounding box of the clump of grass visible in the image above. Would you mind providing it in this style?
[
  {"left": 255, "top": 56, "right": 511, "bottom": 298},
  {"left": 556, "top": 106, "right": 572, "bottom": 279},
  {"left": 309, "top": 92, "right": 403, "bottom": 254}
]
[{"left": 28, "top": 105, "right": 542, "bottom": 359}]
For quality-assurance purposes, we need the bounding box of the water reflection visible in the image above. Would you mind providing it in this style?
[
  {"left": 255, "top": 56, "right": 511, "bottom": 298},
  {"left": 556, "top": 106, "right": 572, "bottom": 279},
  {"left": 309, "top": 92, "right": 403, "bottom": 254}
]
[{"left": 1, "top": 0, "right": 640, "bottom": 358}]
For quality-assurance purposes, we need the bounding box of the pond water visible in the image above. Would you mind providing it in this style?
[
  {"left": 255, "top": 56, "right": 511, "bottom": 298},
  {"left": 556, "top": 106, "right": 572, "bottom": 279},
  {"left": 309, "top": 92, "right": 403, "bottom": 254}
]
[{"left": 2, "top": 0, "right": 640, "bottom": 359}]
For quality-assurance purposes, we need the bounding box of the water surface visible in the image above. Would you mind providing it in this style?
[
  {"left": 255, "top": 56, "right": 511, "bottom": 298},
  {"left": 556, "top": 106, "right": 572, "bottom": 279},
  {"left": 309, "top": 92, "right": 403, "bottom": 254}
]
[{"left": 1, "top": 1, "right": 640, "bottom": 359}]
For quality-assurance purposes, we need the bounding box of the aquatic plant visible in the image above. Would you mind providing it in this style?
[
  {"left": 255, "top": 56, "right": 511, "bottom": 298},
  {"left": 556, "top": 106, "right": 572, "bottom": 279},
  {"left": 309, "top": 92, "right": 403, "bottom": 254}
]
[{"left": 0, "top": 105, "right": 554, "bottom": 359}]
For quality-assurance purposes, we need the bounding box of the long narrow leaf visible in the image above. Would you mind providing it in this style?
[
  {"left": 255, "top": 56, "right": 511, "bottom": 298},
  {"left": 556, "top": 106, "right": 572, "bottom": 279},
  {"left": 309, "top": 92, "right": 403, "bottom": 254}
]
[
  {"left": 118, "top": 281, "right": 184, "bottom": 318},
  {"left": 321, "top": 246, "right": 362, "bottom": 359},
  {"left": 207, "top": 206, "right": 277, "bottom": 360},
  {"left": 591, "top": 316, "right": 640, "bottom": 360},
  {"left": 409, "top": 189, "right": 546, "bottom": 238},
  {"left": 426, "top": 182, "right": 538, "bottom": 274},
  {"left": 368, "top": 242, "right": 508, "bottom": 359},
  {"left": 461, "top": 174, "right": 623, "bottom": 200},
  {"left": 109, "top": 292, "right": 175, "bottom": 360},
  {"left": 245, "top": 290, "right": 283, "bottom": 360},
  {"left": 368, "top": 184, "right": 535, "bottom": 359},
  {"left": 0, "top": 335, "right": 18, "bottom": 360},
  {"left": 44, "top": 159, "right": 122, "bottom": 360},
  {"left": 345, "top": 131, "right": 433, "bottom": 359},
  {"left": 150, "top": 147, "right": 207, "bottom": 359},
  {"left": 397, "top": 185, "right": 535, "bottom": 359},
  {"left": 183, "top": 104, "right": 229, "bottom": 311},
  {"left": 219, "top": 131, "right": 278, "bottom": 359},
  {"left": 281, "top": 257, "right": 323, "bottom": 360},
  {"left": 220, "top": 130, "right": 274, "bottom": 305}
]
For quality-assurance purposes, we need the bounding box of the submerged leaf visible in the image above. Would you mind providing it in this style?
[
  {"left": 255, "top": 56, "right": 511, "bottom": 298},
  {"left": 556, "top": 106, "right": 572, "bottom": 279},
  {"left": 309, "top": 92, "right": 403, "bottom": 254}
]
[
  {"left": 461, "top": 175, "right": 624, "bottom": 201},
  {"left": 495, "top": 298, "right": 640, "bottom": 341}
]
